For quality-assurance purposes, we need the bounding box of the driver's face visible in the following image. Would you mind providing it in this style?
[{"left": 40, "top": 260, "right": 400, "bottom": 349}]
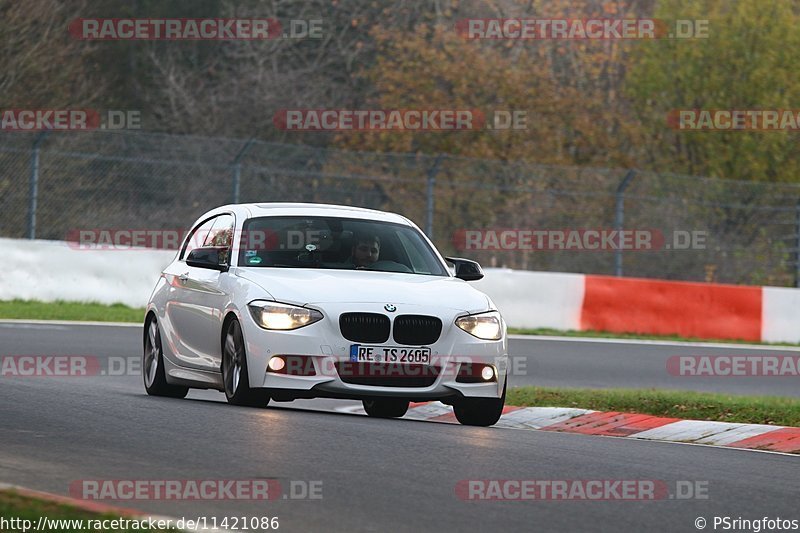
[{"left": 353, "top": 239, "right": 380, "bottom": 267}]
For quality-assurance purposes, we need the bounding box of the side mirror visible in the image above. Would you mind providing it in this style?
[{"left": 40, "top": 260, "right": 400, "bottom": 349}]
[
  {"left": 445, "top": 257, "right": 484, "bottom": 281},
  {"left": 186, "top": 246, "right": 230, "bottom": 272}
]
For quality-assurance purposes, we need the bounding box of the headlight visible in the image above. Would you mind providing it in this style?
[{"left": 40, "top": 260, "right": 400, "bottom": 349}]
[
  {"left": 455, "top": 311, "right": 503, "bottom": 340},
  {"left": 248, "top": 301, "right": 323, "bottom": 330}
]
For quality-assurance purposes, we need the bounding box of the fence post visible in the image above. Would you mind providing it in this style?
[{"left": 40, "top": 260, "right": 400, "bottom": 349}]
[
  {"left": 426, "top": 154, "right": 442, "bottom": 238},
  {"left": 614, "top": 169, "right": 636, "bottom": 277},
  {"left": 27, "top": 131, "right": 49, "bottom": 239},
  {"left": 795, "top": 201, "right": 800, "bottom": 288},
  {"left": 231, "top": 138, "right": 256, "bottom": 203}
]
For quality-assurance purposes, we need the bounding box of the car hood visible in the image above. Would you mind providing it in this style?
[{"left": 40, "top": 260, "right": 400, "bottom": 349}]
[{"left": 234, "top": 267, "right": 492, "bottom": 312}]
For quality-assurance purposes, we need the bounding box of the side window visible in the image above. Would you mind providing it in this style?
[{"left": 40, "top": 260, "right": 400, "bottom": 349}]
[
  {"left": 203, "top": 214, "right": 235, "bottom": 266},
  {"left": 203, "top": 214, "right": 235, "bottom": 248},
  {"left": 180, "top": 216, "right": 217, "bottom": 260}
]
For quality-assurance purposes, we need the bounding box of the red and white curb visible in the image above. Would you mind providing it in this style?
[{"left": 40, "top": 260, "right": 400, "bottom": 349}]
[
  {"left": 340, "top": 403, "right": 800, "bottom": 454},
  {"left": 0, "top": 483, "right": 231, "bottom": 533}
]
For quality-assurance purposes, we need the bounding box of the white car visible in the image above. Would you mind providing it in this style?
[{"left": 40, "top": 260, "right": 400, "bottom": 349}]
[{"left": 143, "top": 203, "right": 508, "bottom": 426}]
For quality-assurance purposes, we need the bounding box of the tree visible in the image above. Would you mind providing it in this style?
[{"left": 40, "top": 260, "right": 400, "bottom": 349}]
[{"left": 627, "top": 0, "right": 800, "bottom": 182}]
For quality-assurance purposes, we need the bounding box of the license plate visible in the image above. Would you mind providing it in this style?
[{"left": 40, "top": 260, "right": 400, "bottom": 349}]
[{"left": 349, "top": 345, "right": 431, "bottom": 364}]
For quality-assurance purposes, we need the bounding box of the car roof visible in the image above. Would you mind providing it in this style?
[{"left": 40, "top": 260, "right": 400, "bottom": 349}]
[{"left": 222, "top": 202, "right": 413, "bottom": 225}]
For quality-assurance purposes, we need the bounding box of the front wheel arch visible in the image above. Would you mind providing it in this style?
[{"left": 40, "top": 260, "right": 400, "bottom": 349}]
[{"left": 220, "top": 311, "right": 240, "bottom": 372}]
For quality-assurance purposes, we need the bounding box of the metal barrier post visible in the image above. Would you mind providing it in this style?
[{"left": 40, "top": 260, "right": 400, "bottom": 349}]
[
  {"left": 426, "top": 155, "right": 442, "bottom": 238},
  {"left": 231, "top": 138, "right": 256, "bottom": 203},
  {"left": 614, "top": 169, "right": 636, "bottom": 276},
  {"left": 27, "top": 131, "right": 49, "bottom": 239}
]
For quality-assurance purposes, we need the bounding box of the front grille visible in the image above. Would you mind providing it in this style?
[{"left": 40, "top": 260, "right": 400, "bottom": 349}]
[
  {"left": 339, "top": 313, "right": 390, "bottom": 343},
  {"left": 392, "top": 315, "right": 442, "bottom": 345},
  {"left": 335, "top": 362, "right": 440, "bottom": 387}
]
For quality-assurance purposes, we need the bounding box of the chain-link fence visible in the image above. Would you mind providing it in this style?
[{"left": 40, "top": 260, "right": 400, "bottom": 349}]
[{"left": 2, "top": 129, "right": 799, "bottom": 287}]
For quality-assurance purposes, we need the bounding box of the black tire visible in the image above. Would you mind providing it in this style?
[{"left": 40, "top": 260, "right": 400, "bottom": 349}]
[
  {"left": 453, "top": 379, "right": 506, "bottom": 427},
  {"left": 362, "top": 398, "right": 409, "bottom": 418},
  {"left": 143, "top": 315, "right": 189, "bottom": 398},
  {"left": 222, "top": 319, "right": 270, "bottom": 407}
]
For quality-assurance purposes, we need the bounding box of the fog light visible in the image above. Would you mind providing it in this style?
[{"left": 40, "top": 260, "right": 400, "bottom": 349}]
[
  {"left": 268, "top": 356, "right": 286, "bottom": 372},
  {"left": 456, "top": 362, "right": 498, "bottom": 383},
  {"left": 267, "top": 355, "right": 316, "bottom": 376}
]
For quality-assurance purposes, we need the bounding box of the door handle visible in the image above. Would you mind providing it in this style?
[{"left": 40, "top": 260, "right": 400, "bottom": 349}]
[{"left": 179, "top": 273, "right": 189, "bottom": 282}]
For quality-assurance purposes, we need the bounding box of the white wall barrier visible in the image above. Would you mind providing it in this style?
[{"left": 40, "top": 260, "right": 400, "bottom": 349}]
[
  {"left": 3, "top": 238, "right": 175, "bottom": 308},
  {"left": 474, "top": 269, "right": 584, "bottom": 331}
]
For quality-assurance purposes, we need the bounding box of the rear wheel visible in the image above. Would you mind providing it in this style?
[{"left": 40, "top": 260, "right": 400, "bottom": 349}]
[
  {"left": 362, "top": 398, "right": 409, "bottom": 418},
  {"left": 454, "top": 379, "right": 506, "bottom": 427},
  {"left": 143, "top": 316, "right": 189, "bottom": 398},
  {"left": 222, "top": 319, "right": 270, "bottom": 407}
]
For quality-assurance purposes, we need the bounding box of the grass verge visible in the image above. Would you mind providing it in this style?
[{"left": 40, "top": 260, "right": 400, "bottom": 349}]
[
  {"left": 509, "top": 327, "right": 800, "bottom": 347},
  {"left": 0, "top": 490, "right": 178, "bottom": 532},
  {"left": 0, "top": 300, "right": 144, "bottom": 323},
  {"left": 507, "top": 386, "right": 800, "bottom": 427}
]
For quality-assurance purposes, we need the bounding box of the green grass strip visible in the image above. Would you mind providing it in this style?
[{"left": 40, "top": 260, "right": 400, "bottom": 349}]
[
  {"left": 507, "top": 386, "right": 800, "bottom": 427},
  {"left": 0, "top": 300, "right": 144, "bottom": 323},
  {"left": 0, "top": 490, "right": 179, "bottom": 532}
]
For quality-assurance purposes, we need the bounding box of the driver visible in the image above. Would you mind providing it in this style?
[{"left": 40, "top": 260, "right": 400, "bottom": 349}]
[{"left": 349, "top": 232, "right": 380, "bottom": 268}]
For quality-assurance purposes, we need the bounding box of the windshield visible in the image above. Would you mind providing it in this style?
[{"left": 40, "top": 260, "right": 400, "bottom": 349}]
[{"left": 237, "top": 216, "right": 448, "bottom": 276}]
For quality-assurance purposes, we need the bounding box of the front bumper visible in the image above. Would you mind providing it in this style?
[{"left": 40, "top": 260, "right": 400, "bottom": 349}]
[{"left": 240, "top": 302, "right": 508, "bottom": 400}]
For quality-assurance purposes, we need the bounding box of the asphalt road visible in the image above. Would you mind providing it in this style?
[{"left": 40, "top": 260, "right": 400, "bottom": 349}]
[
  {"left": 0, "top": 323, "right": 798, "bottom": 532},
  {"left": 509, "top": 335, "right": 800, "bottom": 397}
]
